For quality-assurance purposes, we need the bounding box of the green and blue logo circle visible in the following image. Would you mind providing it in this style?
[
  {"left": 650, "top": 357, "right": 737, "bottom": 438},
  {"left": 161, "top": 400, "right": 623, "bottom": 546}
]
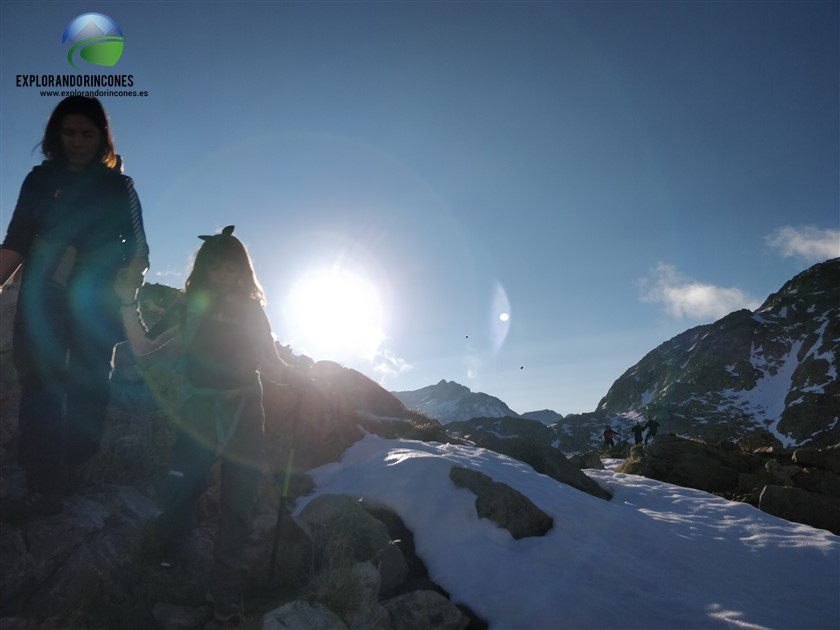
[{"left": 62, "top": 13, "right": 124, "bottom": 70}]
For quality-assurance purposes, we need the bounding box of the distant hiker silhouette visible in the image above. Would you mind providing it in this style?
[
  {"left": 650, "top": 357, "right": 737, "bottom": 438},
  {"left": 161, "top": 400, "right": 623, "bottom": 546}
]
[
  {"left": 603, "top": 425, "right": 618, "bottom": 448},
  {"left": 632, "top": 421, "right": 644, "bottom": 445},
  {"left": 0, "top": 96, "right": 148, "bottom": 523},
  {"left": 115, "top": 225, "right": 301, "bottom": 624},
  {"left": 644, "top": 417, "right": 660, "bottom": 444}
]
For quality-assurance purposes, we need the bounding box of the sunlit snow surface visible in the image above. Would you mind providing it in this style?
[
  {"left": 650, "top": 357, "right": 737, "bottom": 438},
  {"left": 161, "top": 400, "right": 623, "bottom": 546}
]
[{"left": 298, "top": 434, "right": 839, "bottom": 630}]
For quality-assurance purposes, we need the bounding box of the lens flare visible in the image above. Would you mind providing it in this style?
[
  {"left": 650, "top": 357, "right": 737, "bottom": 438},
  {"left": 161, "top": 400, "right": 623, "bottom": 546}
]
[{"left": 490, "top": 282, "right": 511, "bottom": 354}]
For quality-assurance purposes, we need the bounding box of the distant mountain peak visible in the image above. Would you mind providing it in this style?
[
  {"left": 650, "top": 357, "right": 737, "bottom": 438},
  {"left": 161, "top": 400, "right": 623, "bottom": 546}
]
[
  {"left": 394, "top": 260, "right": 838, "bottom": 447},
  {"left": 392, "top": 380, "right": 519, "bottom": 424}
]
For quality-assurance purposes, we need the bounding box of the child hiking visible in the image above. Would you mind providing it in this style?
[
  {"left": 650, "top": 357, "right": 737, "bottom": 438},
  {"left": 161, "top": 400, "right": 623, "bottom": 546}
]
[{"left": 115, "top": 225, "right": 297, "bottom": 623}]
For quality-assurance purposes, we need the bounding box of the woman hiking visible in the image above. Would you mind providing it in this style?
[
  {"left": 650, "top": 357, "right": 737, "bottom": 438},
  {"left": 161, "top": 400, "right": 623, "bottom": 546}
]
[{"left": 0, "top": 96, "right": 148, "bottom": 522}]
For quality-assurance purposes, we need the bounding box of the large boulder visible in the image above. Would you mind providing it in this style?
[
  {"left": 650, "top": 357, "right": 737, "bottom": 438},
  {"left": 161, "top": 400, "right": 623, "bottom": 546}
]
[
  {"left": 381, "top": 589, "right": 470, "bottom": 630},
  {"left": 262, "top": 600, "right": 349, "bottom": 630},
  {"left": 758, "top": 485, "right": 840, "bottom": 535},
  {"left": 621, "top": 439, "right": 840, "bottom": 534},
  {"left": 567, "top": 451, "right": 605, "bottom": 470},
  {"left": 296, "top": 494, "right": 409, "bottom": 595},
  {"left": 448, "top": 417, "right": 611, "bottom": 500},
  {"left": 309, "top": 561, "right": 389, "bottom": 629},
  {"left": 449, "top": 466, "right": 553, "bottom": 539},
  {"left": 0, "top": 485, "right": 158, "bottom": 621},
  {"left": 618, "top": 435, "right": 749, "bottom": 494},
  {"left": 792, "top": 467, "right": 840, "bottom": 499},
  {"left": 792, "top": 447, "right": 840, "bottom": 475},
  {"left": 484, "top": 438, "right": 612, "bottom": 500}
]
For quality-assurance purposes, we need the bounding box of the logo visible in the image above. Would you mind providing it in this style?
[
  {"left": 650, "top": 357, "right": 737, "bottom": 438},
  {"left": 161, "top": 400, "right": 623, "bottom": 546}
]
[{"left": 62, "top": 13, "right": 124, "bottom": 70}]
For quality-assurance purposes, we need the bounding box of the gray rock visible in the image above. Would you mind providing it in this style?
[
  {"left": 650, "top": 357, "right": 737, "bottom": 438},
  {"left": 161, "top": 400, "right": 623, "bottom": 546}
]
[
  {"left": 262, "top": 600, "right": 349, "bottom": 630},
  {"left": 298, "top": 494, "right": 393, "bottom": 566},
  {"left": 151, "top": 602, "right": 212, "bottom": 630},
  {"left": 792, "top": 467, "right": 840, "bottom": 499},
  {"left": 568, "top": 451, "right": 605, "bottom": 470},
  {"left": 620, "top": 435, "right": 745, "bottom": 494},
  {"left": 763, "top": 459, "right": 800, "bottom": 485},
  {"left": 758, "top": 485, "right": 840, "bottom": 535},
  {"left": 0, "top": 485, "right": 158, "bottom": 620},
  {"left": 340, "top": 562, "right": 390, "bottom": 629},
  {"left": 447, "top": 417, "right": 611, "bottom": 500},
  {"left": 449, "top": 466, "right": 553, "bottom": 539},
  {"left": 375, "top": 540, "right": 409, "bottom": 596},
  {"left": 792, "top": 447, "right": 840, "bottom": 475},
  {"left": 381, "top": 590, "right": 469, "bottom": 630}
]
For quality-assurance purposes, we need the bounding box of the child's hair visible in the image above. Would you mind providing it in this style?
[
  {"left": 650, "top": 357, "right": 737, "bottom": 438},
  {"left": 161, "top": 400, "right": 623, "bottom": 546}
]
[{"left": 185, "top": 225, "right": 265, "bottom": 305}]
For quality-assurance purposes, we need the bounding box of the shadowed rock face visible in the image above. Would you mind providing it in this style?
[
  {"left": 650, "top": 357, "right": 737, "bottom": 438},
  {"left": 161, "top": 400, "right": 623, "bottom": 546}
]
[{"left": 758, "top": 486, "right": 840, "bottom": 535}]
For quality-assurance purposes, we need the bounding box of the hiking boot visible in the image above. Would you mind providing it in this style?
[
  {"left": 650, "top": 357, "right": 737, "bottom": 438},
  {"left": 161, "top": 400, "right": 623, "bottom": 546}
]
[
  {"left": 205, "top": 588, "right": 244, "bottom": 624},
  {"left": 0, "top": 492, "right": 63, "bottom": 524}
]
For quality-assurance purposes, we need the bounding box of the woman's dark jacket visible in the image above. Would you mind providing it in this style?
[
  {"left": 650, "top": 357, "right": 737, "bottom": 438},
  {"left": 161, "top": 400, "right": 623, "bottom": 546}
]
[{"left": 3, "top": 159, "right": 149, "bottom": 348}]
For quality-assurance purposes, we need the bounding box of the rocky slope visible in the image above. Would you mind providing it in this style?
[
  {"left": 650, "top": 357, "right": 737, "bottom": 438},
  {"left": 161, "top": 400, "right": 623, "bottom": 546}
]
[
  {"left": 1, "top": 259, "right": 837, "bottom": 627},
  {"left": 520, "top": 409, "right": 564, "bottom": 424},
  {"left": 0, "top": 283, "right": 478, "bottom": 629}
]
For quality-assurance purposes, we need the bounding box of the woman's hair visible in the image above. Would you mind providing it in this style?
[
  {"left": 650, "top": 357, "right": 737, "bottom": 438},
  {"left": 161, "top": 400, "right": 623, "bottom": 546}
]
[
  {"left": 41, "top": 96, "right": 118, "bottom": 169},
  {"left": 185, "top": 226, "right": 266, "bottom": 305}
]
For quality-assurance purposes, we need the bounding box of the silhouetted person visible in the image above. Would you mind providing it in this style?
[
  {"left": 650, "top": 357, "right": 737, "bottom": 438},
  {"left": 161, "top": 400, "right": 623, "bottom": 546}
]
[
  {"left": 603, "top": 425, "right": 618, "bottom": 448},
  {"left": 631, "top": 421, "right": 644, "bottom": 445},
  {"left": 116, "top": 225, "right": 300, "bottom": 624},
  {"left": 0, "top": 96, "right": 148, "bottom": 522},
  {"left": 644, "top": 417, "right": 660, "bottom": 444}
]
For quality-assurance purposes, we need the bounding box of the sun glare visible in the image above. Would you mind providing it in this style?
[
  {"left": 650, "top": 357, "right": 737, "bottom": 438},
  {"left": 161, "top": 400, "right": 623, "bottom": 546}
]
[{"left": 285, "top": 268, "right": 386, "bottom": 362}]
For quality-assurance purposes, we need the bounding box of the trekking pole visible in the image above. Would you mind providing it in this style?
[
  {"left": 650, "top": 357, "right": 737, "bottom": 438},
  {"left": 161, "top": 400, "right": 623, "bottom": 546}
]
[{"left": 268, "top": 384, "right": 305, "bottom": 582}]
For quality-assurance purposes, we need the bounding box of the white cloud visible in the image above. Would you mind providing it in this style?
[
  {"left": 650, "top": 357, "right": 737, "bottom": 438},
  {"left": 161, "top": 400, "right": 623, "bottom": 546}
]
[
  {"left": 766, "top": 226, "right": 840, "bottom": 263},
  {"left": 373, "top": 350, "right": 412, "bottom": 381},
  {"left": 153, "top": 268, "right": 184, "bottom": 279},
  {"left": 639, "top": 263, "right": 760, "bottom": 321}
]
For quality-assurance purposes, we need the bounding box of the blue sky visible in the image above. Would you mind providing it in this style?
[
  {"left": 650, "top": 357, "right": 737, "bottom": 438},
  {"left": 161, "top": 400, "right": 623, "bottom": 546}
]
[{"left": 1, "top": 1, "right": 838, "bottom": 415}]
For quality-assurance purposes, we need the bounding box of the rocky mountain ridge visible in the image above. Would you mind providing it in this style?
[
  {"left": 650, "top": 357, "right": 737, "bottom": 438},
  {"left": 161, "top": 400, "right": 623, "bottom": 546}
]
[
  {"left": 397, "top": 259, "right": 840, "bottom": 452},
  {"left": 595, "top": 257, "right": 839, "bottom": 447},
  {"left": 390, "top": 380, "right": 564, "bottom": 426},
  {"left": 391, "top": 379, "right": 519, "bottom": 424}
]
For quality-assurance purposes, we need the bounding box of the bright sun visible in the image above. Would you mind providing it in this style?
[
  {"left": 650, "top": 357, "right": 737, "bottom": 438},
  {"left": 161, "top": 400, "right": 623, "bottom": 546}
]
[{"left": 285, "top": 268, "right": 386, "bottom": 362}]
